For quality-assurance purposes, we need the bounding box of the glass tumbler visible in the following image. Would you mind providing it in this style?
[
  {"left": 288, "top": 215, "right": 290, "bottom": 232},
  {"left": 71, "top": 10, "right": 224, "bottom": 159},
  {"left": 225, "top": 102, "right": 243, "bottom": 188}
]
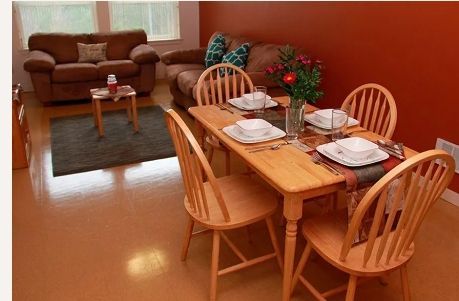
[
  {"left": 331, "top": 109, "right": 348, "bottom": 141},
  {"left": 252, "top": 86, "right": 267, "bottom": 117}
]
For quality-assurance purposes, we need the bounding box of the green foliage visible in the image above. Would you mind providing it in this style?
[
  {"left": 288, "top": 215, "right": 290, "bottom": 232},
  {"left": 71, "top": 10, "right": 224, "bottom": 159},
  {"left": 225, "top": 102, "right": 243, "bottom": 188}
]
[{"left": 265, "top": 45, "right": 324, "bottom": 104}]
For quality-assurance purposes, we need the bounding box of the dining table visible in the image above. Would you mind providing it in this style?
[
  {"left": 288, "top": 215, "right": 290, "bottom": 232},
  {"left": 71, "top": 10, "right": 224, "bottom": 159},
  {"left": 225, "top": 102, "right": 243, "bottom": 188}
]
[{"left": 188, "top": 96, "right": 416, "bottom": 301}]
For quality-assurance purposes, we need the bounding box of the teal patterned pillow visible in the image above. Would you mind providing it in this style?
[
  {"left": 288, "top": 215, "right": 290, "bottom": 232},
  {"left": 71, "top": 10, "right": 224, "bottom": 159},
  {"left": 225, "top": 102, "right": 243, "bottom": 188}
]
[
  {"left": 205, "top": 34, "right": 226, "bottom": 68},
  {"left": 220, "top": 43, "right": 250, "bottom": 75}
]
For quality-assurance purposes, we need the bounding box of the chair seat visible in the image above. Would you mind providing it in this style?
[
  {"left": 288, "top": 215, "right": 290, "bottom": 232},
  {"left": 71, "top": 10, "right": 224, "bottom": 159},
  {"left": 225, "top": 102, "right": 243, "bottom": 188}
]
[
  {"left": 302, "top": 209, "right": 414, "bottom": 276},
  {"left": 185, "top": 174, "right": 278, "bottom": 230}
]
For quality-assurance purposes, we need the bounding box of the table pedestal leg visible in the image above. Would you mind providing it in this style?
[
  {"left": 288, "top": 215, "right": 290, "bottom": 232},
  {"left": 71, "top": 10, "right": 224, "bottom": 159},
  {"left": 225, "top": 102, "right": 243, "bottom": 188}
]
[
  {"left": 131, "top": 95, "right": 139, "bottom": 133},
  {"left": 126, "top": 97, "right": 132, "bottom": 122},
  {"left": 282, "top": 195, "right": 303, "bottom": 301},
  {"left": 92, "top": 98, "right": 98, "bottom": 126}
]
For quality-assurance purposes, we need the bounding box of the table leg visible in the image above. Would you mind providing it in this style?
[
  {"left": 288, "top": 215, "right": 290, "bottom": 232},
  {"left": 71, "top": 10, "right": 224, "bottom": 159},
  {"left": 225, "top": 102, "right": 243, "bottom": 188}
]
[
  {"left": 282, "top": 194, "right": 303, "bottom": 301},
  {"left": 131, "top": 95, "right": 139, "bottom": 133},
  {"left": 95, "top": 99, "right": 104, "bottom": 137},
  {"left": 126, "top": 97, "right": 132, "bottom": 122},
  {"left": 92, "top": 97, "right": 98, "bottom": 126}
]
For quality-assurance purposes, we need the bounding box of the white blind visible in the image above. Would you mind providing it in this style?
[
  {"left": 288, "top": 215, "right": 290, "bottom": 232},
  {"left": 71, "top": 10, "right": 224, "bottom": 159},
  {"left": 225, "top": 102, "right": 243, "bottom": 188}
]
[
  {"left": 110, "top": 1, "right": 180, "bottom": 41},
  {"left": 15, "top": 1, "right": 96, "bottom": 48}
]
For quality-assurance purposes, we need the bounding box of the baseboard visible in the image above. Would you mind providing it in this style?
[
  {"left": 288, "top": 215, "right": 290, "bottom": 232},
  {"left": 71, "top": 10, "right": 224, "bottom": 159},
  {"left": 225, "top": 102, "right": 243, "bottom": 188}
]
[{"left": 442, "top": 188, "right": 459, "bottom": 207}]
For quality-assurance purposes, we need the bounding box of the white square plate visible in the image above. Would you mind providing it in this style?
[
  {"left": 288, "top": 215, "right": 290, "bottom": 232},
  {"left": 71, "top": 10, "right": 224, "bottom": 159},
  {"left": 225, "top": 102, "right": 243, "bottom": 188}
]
[
  {"left": 228, "top": 96, "right": 278, "bottom": 111},
  {"left": 305, "top": 113, "right": 359, "bottom": 129},
  {"left": 222, "top": 124, "right": 286, "bottom": 144},
  {"left": 316, "top": 142, "right": 389, "bottom": 167}
]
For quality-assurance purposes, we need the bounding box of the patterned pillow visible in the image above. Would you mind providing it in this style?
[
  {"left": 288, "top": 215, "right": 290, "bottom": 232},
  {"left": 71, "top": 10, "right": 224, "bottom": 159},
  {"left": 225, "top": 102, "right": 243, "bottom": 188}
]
[
  {"left": 77, "top": 43, "right": 107, "bottom": 63},
  {"left": 220, "top": 43, "right": 250, "bottom": 75},
  {"left": 205, "top": 34, "right": 226, "bottom": 68}
]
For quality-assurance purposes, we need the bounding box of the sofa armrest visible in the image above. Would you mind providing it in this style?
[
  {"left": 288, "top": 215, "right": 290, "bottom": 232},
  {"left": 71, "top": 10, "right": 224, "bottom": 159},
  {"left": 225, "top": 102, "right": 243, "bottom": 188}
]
[
  {"left": 23, "top": 50, "right": 56, "bottom": 72},
  {"left": 160, "top": 48, "right": 207, "bottom": 65},
  {"left": 129, "top": 44, "right": 160, "bottom": 64}
]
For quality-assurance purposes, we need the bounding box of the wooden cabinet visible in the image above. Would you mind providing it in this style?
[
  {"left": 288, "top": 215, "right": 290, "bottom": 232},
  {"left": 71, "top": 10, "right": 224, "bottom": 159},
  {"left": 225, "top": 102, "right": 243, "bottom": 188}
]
[{"left": 12, "top": 84, "right": 32, "bottom": 169}]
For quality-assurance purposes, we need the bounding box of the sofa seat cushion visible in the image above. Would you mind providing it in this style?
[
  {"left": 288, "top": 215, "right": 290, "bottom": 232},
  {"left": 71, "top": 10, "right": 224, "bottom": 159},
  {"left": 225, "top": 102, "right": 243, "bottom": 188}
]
[
  {"left": 166, "top": 64, "right": 205, "bottom": 84},
  {"left": 177, "top": 69, "right": 204, "bottom": 97},
  {"left": 97, "top": 60, "right": 140, "bottom": 79},
  {"left": 52, "top": 63, "right": 98, "bottom": 83}
]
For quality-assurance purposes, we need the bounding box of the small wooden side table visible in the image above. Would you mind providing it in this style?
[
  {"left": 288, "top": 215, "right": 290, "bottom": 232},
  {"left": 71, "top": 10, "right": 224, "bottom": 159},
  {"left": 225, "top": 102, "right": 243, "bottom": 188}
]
[{"left": 90, "top": 85, "right": 139, "bottom": 137}]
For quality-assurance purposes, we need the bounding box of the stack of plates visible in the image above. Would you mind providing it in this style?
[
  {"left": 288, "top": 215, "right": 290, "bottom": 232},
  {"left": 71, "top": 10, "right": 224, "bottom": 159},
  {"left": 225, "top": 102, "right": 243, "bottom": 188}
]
[
  {"left": 222, "top": 124, "right": 286, "bottom": 144},
  {"left": 305, "top": 111, "right": 359, "bottom": 129},
  {"left": 227, "top": 96, "right": 278, "bottom": 111}
]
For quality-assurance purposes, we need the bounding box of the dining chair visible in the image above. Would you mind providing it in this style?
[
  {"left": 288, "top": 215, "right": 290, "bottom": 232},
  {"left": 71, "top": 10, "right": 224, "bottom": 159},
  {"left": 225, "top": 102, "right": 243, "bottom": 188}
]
[
  {"left": 165, "top": 109, "right": 283, "bottom": 301},
  {"left": 196, "top": 63, "right": 254, "bottom": 175},
  {"left": 291, "top": 149, "right": 455, "bottom": 301},
  {"left": 341, "top": 83, "right": 397, "bottom": 139}
]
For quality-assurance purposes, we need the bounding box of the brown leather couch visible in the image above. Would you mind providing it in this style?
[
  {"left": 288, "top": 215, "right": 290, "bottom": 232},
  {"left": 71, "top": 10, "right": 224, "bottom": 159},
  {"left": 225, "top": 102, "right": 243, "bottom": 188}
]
[
  {"left": 23, "top": 30, "right": 160, "bottom": 105},
  {"left": 161, "top": 32, "right": 287, "bottom": 109}
]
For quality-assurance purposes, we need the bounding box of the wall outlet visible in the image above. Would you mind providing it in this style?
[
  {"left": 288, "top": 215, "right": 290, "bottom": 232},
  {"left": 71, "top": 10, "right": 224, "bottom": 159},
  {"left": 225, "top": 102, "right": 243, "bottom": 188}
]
[{"left": 435, "top": 138, "right": 459, "bottom": 174}]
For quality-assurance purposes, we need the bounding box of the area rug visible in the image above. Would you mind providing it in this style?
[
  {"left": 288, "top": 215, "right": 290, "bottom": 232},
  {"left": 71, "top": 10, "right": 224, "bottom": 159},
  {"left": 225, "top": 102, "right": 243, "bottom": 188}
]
[{"left": 50, "top": 106, "right": 176, "bottom": 177}]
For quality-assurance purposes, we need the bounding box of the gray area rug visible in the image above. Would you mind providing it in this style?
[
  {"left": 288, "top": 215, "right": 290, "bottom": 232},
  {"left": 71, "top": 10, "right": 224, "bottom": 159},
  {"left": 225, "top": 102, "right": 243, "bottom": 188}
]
[{"left": 50, "top": 106, "right": 176, "bottom": 176}]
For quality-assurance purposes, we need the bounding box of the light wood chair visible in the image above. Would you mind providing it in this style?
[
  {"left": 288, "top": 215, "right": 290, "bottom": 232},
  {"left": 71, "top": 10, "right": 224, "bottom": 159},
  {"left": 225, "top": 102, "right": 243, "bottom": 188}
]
[
  {"left": 196, "top": 63, "right": 254, "bottom": 175},
  {"left": 165, "top": 109, "right": 283, "bottom": 301},
  {"left": 342, "top": 83, "right": 397, "bottom": 139},
  {"left": 292, "top": 150, "right": 455, "bottom": 301}
]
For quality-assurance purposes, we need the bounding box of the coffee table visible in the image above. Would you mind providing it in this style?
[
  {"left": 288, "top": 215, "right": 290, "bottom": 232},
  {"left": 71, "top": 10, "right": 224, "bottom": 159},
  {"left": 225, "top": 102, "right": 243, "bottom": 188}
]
[{"left": 90, "top": 85, "right": 139, "bottom": 137}]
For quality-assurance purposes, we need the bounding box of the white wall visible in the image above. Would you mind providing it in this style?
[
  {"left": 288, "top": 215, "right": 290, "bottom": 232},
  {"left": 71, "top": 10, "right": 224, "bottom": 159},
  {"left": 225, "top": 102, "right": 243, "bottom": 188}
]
[{"left": 12, "top": 1, "right": 200, "bottom": 91}]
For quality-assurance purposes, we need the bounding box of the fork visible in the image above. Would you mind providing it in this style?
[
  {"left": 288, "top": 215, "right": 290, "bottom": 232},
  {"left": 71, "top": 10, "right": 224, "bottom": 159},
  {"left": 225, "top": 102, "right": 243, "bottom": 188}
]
[
  {"left": 216, "top": 103, "right": 235, "bottom": 114},
  {"left": 311, "top": 152, "right": 342, "bottom": 175}
]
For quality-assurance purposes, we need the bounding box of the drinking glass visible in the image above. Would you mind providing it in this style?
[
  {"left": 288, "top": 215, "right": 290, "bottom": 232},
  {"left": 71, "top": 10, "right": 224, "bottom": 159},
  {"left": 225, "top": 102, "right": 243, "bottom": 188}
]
[
  {"left": 331, "top": 109, "right": 348, "bottom": 141},
  {"left": 286, "top": 106, "right": 304, "bottom": 140},
  {"left": 252, "top": 86, "right": 267, "bottom": 116}
]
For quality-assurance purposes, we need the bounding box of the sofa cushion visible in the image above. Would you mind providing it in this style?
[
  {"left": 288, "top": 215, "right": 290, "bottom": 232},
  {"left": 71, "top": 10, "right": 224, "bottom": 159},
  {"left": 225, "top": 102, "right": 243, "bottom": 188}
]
[
  {"left": 166, "top": 64, "right": 205, "bottom": 84},
  {"left": 52, "top": 63, "right": 98, "bottom": 83},
  {"left": 177, "top": 69, "right": 204, "bottom": 97},
  {"left": 90, "top": 30, "right": 147, "bottom": 60},
  {"left": 77, "top": 43, "right": 107, "bottom": 63},
  {"left": 28, "top": 33, "right": 91, "bottom": 64},
  {"left": 97, "top": 60, "right": 140, "bottom": 79},
  {"left": 246, "top": 43, "right": 284, "bottom": 72},
  {"left": 221, "top": 43, "right": 250, "bottom": 74},
  {"left": 205, "top": 34, "right": 226, "bottom": 68}
]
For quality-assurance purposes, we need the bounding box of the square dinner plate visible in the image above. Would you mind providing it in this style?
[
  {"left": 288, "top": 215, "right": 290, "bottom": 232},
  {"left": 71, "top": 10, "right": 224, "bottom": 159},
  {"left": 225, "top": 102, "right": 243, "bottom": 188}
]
[
  {"left": 222, "top": 124, "right": 286, "bottom": 143},
  {"left": 316, "top": 142, "right": 389, "bottom": 167},
  {"left": 228, "top": 97, "right": 278, "bottom": 111}
]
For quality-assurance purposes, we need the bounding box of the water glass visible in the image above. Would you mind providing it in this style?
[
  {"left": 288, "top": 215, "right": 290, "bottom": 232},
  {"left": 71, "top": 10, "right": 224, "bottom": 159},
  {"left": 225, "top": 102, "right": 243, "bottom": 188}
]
[
  {"left": 252, "top": 86, "right": 267, "bottom": 116},
  {"left": 331, "top": 109, "right": 348, "bottom": 141}
]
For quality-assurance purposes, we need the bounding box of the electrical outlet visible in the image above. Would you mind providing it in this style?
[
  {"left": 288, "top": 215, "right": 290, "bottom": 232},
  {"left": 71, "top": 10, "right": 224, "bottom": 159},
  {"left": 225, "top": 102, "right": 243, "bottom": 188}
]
[{"left": 435, "top": 138, "right": 459, "bottom": 174}]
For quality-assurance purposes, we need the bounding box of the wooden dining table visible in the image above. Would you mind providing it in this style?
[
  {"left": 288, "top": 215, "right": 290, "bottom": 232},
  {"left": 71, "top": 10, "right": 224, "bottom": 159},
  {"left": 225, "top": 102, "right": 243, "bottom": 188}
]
[{"left": 188, "top": 96, "right": 416, "bottom": 301}]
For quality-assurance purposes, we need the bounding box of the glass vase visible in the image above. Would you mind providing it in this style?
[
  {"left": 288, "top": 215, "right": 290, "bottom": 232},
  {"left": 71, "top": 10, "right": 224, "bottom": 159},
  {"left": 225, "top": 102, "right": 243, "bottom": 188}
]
[{"left": 285, "top": 97, "right": 306, "bottom": 139}]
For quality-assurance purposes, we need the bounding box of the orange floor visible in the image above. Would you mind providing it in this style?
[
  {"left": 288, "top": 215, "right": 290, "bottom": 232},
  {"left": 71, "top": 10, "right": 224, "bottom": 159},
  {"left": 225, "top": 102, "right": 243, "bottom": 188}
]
[{"left": 13, "top": 81, "right": 459, "bottom": 300}]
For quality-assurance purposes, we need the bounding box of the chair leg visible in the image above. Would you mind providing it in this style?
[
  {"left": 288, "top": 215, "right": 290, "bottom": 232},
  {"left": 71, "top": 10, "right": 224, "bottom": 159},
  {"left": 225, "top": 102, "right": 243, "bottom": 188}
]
[
  {"left": 291, "top": 243, "right": 312, "bottom": 292},
  {"left": 265, "top": 216, "right": 283, "bottom": 271},
  {"left": 206, "top": 145, "right": 214, "bottom": 164},
  {"left": 210, "top": 230, "right": 221, "bottom": 301},
  {"left": 224, "top": 150, "right": 231, "bottom": 176},
  {"left": 345, "top": 275, "right": 358, "bottom": 301},
  {"left": 181, "top": 217, "right": 195, "bottom": 261},
  {"left": 400, "top": 265, "right": 411, "bottom": 301}
]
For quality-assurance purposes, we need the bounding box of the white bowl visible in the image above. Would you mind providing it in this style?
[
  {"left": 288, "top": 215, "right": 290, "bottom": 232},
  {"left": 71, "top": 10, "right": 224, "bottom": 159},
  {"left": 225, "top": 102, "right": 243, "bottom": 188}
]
[
  {"left": 314, "top": 109, "right": 346, "bottom": 126},
  {"left": 236, "top": 119, "right": 273, "bottom": 137},
  {"left": 241, "top": 93, "right": 268, "bottom": 108},
  {"left": 335, "top": 137, "right": 379, "bottom": 160}
]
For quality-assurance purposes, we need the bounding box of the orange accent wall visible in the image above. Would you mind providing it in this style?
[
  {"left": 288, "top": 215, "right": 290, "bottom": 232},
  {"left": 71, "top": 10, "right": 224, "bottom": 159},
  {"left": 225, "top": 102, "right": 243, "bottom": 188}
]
[{"left": 200, "top": 1, "right": 459, "bottom": 192}]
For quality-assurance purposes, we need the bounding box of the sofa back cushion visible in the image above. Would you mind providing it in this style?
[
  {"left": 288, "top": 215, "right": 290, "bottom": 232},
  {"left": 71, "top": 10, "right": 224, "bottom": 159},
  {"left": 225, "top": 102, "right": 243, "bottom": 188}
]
[
  {"left": 28, "top": 33, "right": 91, "bottom": 64},
  {"left": 90, "top": 30, "right": 147, "bottom": 60},
  {"left": 246, "top": 43, "right": 284, "bottom": 72}
]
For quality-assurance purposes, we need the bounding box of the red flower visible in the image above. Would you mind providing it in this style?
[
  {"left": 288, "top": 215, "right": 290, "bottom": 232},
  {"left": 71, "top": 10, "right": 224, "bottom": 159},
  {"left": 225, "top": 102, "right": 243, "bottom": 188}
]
[
  {"left": 276, "top": 63, "right": 285, "bottom": 71},
  {"left": 283, "top": 72, "right": 297, "bottom": 84},
  {"left": 265, "top": 66, "right": 275, "bottom": 74}
]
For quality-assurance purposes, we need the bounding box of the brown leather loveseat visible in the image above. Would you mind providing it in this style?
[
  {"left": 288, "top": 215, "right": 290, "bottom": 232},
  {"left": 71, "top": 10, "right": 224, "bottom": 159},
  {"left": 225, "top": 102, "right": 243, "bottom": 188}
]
[
  {"left": 161, "top": 32, "right": 287, "bottom": 109},
  {"left": 23, "top": 29, "right": 160, "bottom": 105}
]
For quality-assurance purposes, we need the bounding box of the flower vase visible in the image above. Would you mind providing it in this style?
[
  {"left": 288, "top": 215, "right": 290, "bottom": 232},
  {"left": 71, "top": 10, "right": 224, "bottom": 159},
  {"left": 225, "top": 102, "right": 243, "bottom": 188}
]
[{"left": 285, "top": 98, "right": 306, "bottom": 139}]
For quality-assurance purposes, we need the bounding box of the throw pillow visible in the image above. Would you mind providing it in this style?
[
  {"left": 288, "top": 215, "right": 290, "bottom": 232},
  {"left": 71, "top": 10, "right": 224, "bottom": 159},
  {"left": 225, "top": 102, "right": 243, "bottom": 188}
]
[
  {"left": 77, "top": 43, "right": 107, "bottom": 63},
  {"left": 205, "top": 34, "right": 226, "bottom": 68},
  {"left": 220, "top": 43, "right": 250, "bottom": 75}
]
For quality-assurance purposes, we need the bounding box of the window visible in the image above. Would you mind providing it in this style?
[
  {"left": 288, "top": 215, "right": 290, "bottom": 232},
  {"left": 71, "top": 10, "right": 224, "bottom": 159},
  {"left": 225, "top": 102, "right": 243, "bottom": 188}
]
[
  {"left": 109, "top": 1, "right": 180, "bottom": 41},
  {"left": 15, "top": 1, "right": 97, "bottom": 49}
]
